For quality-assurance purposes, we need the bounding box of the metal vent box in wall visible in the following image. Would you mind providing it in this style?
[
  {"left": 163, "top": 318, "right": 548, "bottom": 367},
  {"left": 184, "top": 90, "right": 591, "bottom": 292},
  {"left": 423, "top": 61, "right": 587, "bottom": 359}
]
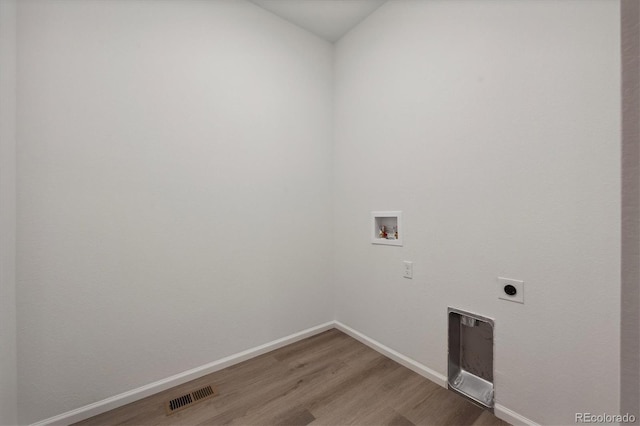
[{"left": 448, "top": 307, "right": 495, "bottom": 411}]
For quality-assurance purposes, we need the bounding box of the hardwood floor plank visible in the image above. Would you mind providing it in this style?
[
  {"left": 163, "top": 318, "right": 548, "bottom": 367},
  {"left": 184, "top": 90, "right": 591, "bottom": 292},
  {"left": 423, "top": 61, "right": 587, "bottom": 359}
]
[
  {"left": 270, "top": 408, "right": 316, "bottom": 426},
  {"left": 388, "top": 411, "right": 416, "bottom": 426},
  {"left": 395, "top": 381, "right": 484, "bottom": 426},
  {"left": 272, "top": 330, "right": 352, "bottom": 363},
  {"left": 308, "top": 357, "right": 416, "bottom": 424},
  {"left": 74, "top": 329, "right": 509, "bottom": 426},
  {"left": 471, "top": 410, "right": 511, "bottom": 426},
  {"left": 227, "top": 350, "right": 385, "bottom": 425},
  {"left": 222, "top": 358, "right": 350, "bottom": 425}
]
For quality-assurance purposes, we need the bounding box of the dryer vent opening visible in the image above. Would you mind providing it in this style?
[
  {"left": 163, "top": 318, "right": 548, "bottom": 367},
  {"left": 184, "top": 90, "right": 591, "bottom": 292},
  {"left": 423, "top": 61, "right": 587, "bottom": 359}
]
[{"left": 448, "top": 308, "right": 494, "bottom": 411}]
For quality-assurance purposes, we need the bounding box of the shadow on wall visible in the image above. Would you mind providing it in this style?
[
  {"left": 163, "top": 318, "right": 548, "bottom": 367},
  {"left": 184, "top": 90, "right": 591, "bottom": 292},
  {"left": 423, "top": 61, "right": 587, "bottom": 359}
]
[{"left": 621, "top": 0, "right": 640, "bottom": 419}]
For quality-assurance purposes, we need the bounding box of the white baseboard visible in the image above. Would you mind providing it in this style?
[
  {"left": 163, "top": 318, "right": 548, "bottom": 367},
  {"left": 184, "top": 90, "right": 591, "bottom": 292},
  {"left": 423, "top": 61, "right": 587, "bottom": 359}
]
[
  {"left": 30, "top": 321, "right": 335, "bottom": 426},
  {"left": 494, "top": 404, "right": 539, "bottom": 426},
  {"left": 333, "top": 321, "right": 447, "bottom": 387},
  {"left": 31, "top": 320, "right": 537, "bottom": 426}
]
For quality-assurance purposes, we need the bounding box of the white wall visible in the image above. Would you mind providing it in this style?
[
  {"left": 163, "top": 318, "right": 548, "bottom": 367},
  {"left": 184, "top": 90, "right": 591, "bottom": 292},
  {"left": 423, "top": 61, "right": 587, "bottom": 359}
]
[
  {"left": 16, "top": 1, "right": 333, "bottom": 423},
  {"left": 0, "top": 0, "right": 18, "bottom": 424},
  {"left": 333, "top": 1, "right": 621, "bottom": 424}
]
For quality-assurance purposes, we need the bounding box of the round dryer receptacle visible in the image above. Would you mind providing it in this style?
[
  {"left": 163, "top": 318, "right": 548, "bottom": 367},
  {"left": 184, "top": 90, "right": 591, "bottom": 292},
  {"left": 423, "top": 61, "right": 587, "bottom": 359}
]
[{"left": 504, "top": 284, "right": 517, "bottom": 296}]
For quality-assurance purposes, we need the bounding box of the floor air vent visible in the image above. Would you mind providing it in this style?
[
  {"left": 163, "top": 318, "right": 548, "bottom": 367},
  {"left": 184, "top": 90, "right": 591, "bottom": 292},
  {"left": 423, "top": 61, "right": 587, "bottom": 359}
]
[{"left": 165, "top": 385, "right": 217, "bottom": 415}]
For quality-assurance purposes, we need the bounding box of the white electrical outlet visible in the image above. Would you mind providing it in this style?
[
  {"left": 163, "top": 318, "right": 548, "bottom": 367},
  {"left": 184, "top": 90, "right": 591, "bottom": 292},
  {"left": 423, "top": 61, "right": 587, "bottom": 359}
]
[
  {"left": 497, "top": 277, "right": 524, "bottom": 304},
  {"left": 403, "top": 261, "right": 413, "bottom": 279}
]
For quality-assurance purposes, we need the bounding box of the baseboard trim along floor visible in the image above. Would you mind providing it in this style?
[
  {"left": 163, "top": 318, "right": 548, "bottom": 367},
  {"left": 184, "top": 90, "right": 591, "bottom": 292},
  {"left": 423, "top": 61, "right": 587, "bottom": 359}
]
[{"left": 30, "top": 320, "right": 537, "bottom": 426}]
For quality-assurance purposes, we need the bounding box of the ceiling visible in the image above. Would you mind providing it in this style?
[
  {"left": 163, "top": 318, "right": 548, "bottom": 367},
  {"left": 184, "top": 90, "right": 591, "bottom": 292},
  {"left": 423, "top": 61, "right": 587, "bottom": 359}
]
[{"left": 248, "top": 0, "right": 387, "bottom": 43}]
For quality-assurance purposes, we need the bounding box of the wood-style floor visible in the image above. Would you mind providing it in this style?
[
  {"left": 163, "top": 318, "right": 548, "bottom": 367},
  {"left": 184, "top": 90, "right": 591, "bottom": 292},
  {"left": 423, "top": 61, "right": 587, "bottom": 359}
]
[{"left": 75, "top": 329, "right": 510, "bottom": 426}]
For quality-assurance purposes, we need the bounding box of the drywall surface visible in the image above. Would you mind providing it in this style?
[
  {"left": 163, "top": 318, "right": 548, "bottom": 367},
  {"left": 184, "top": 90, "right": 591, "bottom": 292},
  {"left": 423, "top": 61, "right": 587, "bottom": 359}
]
[
  {"left": 333, "top": 1, "right": 621, "bottom": 424},
  {"left": 621, "top": 0, "right": 640, "bottom": 418},
  {"left": 248, "top": 0, "right": 386, "bottom": 43},
  {"left": 0, "top": 0, "right": 18, "bottom": 424},
  {"left": 16, "top": 0, "right": 333, "bottom": 423}
]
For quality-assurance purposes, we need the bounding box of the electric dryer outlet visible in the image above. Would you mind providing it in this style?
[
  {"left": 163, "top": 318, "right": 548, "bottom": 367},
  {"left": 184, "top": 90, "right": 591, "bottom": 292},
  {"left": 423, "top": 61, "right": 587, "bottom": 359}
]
[{"left": 497, "top": 277, "right": 524, "bottom": 304}]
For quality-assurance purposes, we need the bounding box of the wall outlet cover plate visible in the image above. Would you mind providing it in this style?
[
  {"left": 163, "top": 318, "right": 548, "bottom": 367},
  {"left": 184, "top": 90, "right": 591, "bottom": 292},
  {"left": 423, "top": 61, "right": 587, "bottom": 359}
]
[
  {"left": 497, "top": 277, "right": 524, "bottom": 304},
  {"left": 403, "top": 260, "right": 413, "bottom": 279}
]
